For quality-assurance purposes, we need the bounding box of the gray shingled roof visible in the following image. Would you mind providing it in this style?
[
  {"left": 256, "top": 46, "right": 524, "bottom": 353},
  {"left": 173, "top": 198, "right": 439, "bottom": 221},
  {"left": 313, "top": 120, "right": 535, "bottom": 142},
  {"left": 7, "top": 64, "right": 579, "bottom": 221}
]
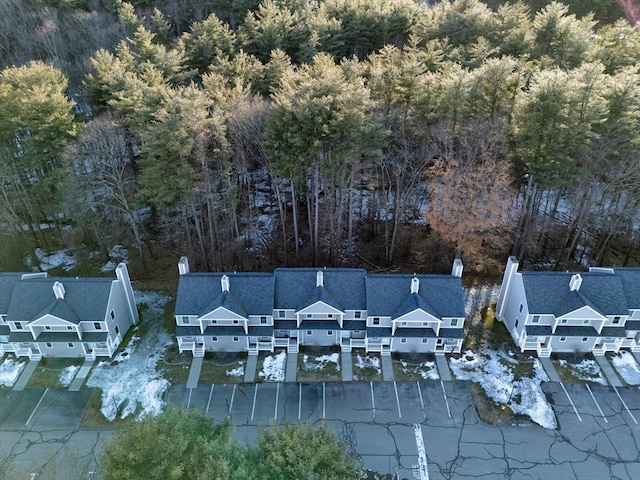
[
  {"left": 274, "top": 268, "right": 366, "bottom": 311},
  {"left": 521, "top": 272, "right": 628, "bottom": 317},
  {"left": 175, "top": 273, "right": 274, "bottom": 317},
  {"left": 366, "top": 274, "right": 465, "bottom": 319},
  {"left": 9, "top": 331, "right": 108, "bottom": 342},
  {"left": 625, "top": 320, "right": 640, "bottom": 331},
  {"left": 0, "top": 273, "right": 26, "bottom": 314},
  {"left": 614, "top": 268, "right": 640, "bottom": 310},
  {"left": 6, "top": 277, "right": 114, "bottom": 324}
]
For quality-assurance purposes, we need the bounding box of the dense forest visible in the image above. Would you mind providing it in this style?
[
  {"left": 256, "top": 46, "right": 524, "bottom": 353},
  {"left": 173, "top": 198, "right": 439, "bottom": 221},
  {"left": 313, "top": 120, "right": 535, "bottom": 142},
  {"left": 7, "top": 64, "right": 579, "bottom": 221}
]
[{"left": 1, "top": 0, "right": 639, "bottom": 280}]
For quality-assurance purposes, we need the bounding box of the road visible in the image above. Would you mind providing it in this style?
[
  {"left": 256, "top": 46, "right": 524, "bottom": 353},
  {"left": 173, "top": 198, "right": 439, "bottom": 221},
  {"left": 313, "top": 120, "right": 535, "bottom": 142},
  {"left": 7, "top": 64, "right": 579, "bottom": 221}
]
[{"left": 1, "top": 381, "right": 640, "bottom": 479}]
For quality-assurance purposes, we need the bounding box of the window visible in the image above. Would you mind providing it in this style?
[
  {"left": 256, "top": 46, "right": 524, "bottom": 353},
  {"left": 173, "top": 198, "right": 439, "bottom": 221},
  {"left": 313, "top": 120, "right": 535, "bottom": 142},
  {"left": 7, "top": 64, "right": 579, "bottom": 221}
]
[
  {"left": 423, "top": 322, "right": 429, "bottom": 326},
  {"left": 46, "top": 342, "right": 52, "bottom": 348},
  {"left": 307, "top": 314, "right": 313, "bottom": 318},
  {"left": 260, "top": 316, "right": 267, "bottom": 324},
  {"left": 233, "top": 320, "right": 239, "bottom": 324},
  {"left": 422, "top": 338, "right": 428, "bottom": 344},
  {"left": 67, "top": 343, "right": 74, "bottom": 348},
  {"left": 561, "top": 319, "right": 568, "bottom": 324},
  {"left": 279, "top": 310, "right": 285, "bottom": 318},
  {"left": 306, "top": 330, "right": 312, "bottom": 335},
  {"left": 328, "top": 314, "right": 333, "bottom": 318},
  {"left": 515, "top": 319, "right": 519, "bottom": 328},
  {"left": 583, "top": 320, "right": 590, "bottom": 325},
  {"left": 582, "top": 337, "right": 588, "bottom": 342},
  {"left": 212, "top": 337, "right": 218, "bottom": 342},
  {"left": 372, "top": 317, "right": 380, "bottom": 325},
  {"left": 612, "top": 316, "right": 621, "bottom": 324},
  {"left": 115, "top": 325, "right": 119, "bottom": 335},
  {"left": 212, "top": 320, "right": 217, "bottom": 324},
  {"left": 15, "top": 323, "right": 22, "bottom": 330},
  {"left": 233, "top": 337, "right": 239, "bottom": 342},
  {"left": 354, "top": 311, "right": 361, "bottom": 319},
  {"left": 519, "top": 304, "right": 523, "bottom": 313},
  {"left": 328, "top": 331, "right": 333, "bottom": 335},
  {"left": 45, "top": 326, "right": 51, "bottom": 330},
  {"left": 67, "top": 326, "right": 73, "bottom": 330},
  {"left": 401, "top": 321, "right": 408, "bottom": 326},
  {"left": 94, "top": 322, "right": 102, "bottom": 330},
  {"left": 400, "top": 338, "right": 407, "bottom": 343},
  {"left": 110, "top": 310, "right": 115, "bottom": 320},
  {"left": 531, "top": 316, "right": 540, "bottom": 324},
  {"left": 560, "top": 337, "right": 567, "bottom": 342},
  {"left": 451, "top": 319, "right": 459, "bottom": 327}
]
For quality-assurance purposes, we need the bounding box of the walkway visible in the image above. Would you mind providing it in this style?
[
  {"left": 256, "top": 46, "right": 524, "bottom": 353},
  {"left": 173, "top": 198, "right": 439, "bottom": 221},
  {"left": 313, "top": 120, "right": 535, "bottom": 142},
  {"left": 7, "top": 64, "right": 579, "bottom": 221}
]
[
  {"left": 285, "top": 352, "right": 298, "bottom": 382},
  {"left": 187, "top": 356, "right": 203, "bottom": 389},
  {"left": 435, "top": 353, "right": 452, "bottom": 381},
  {"left": 244, "top": 354, "right": 258, "bottom": 383},
  {"left": 341, "top": 352, "right": 353, "bottom": 381},
  {"left": 68, "top": 359, "right": 94, "bottom": 392},
  {"left": 13, "top": 359, "right": 41, "bottom": 391},
  {"left": 594, "top": 355, "right": 623, "bottom": 387},
  {"left": 538, "top": 357, "right": 561, "bottom": 383},
  {"left": 381, "top": 354, "right": 394, "bottom": 381}
]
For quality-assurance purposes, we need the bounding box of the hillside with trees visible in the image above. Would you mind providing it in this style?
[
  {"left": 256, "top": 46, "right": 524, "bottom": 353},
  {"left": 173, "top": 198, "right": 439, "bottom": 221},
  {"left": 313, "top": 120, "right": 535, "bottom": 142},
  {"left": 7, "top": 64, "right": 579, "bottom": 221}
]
[{"left": 1, "top": 0, "right": 639, "bottom": 280}]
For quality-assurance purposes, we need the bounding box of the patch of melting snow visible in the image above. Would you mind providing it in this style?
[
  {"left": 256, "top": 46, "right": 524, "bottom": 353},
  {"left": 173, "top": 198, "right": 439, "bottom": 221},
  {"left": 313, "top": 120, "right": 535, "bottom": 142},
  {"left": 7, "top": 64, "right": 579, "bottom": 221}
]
[
  {"left": 558, "top": 359, "right": 606, "bottom": 385},
  {"left": 611, "top": 351, "right": 640, "bottom": 385},
  {"left": 400, "top": 360, "right": 439, "bottom": 380},
  {"left": 100, "top": 245, "right": 128, "bottom": 272},
  {"left": 226, "top": 362, "right": 245, "bottom": 377},
  {"left": 259, "top": 351, "right": 286, "bottom": 381},
  {"left": 0, "top": 356, "right": 25, "bottom": 387},
  {"left": 302, "top": 353, "right": 340, "bottom": 371},
  {"left": 28, "top": 248, "right": 77, "bottom": 272},
  {"left": 450, "top": 350, "right": 556, "bottom": 429},
  {"left": 86, "top": 291, "right": 172, "bottom": 421},
  {"left": 59, "top": 365, "right": 80, "bottom": 387},
  {"left": 355, "top": 354, "right": 381, "bottom": 373}
]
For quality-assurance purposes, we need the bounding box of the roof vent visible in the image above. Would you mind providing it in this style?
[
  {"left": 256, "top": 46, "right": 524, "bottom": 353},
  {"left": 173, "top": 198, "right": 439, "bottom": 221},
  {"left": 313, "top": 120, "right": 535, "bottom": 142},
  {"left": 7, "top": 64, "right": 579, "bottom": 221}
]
[
  {"left": 316, "top": 270, "right": 324, "bottom": 287},
  {"left": 569, "top": 274, "right": 582, "bottom": 292},
  {"left": 53, "top": 281, "right": 65, "bottom": 299},
  {"left": 221, "top": 275, "right": 230, "bottom": 292},
  {"left": 411, "top": 276, "right": 419, "bottom": 294}
]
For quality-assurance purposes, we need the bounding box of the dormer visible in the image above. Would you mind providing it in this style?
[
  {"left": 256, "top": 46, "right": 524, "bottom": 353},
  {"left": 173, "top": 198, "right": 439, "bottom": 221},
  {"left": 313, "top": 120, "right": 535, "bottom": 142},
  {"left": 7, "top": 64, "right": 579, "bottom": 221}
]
[{"left": 569, "top": 274, "right": 582, "bottom": 292}]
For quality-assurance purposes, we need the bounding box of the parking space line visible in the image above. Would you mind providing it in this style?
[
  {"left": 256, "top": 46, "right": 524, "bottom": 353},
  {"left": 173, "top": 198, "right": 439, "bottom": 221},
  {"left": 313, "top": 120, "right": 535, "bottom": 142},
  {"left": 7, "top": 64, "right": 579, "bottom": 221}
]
[
  {"left": 417, "top": 382, "right": 425, "bottom": 416},
  {"left": 613, "top": 386, "right": 638, "bottom": 425},
  {"left": 228, "top": 384, "right": 236, "bottom": 418},
  {"left": 370, "top": 381, "right": 376, "bottom": 418},
  {"left": 323, "top": 382, "right": 326, "bottom": 419},
  {"left": 298, "top": 383, "right": 302, "bottom": 420},
  {"left": 26, "top": 388, "right": 48, "bottom": 426},
  {"left": 394, "top": 381, "right": 402, "bottom": 418},
  {"left": 186, "top": 388, "right": 192, "bottom": 410},
  {"left": 413, "top": 424, "right": 429, "bottom": 480},
  {"left": 585, "top": 384, "right": 607, "bottom": 423},
  {"left": 440, "top": 381, "right": 451, "bottom": 418},
  {"left": 251, "top": 384, "right": 258, "bottom": 421},
  {"left": 560, "top": 382, "right": 582, "bottom": 422},
  {"left": 206, "top": 384, "right": 214, "bottom": 415},
  {"left": 274, "top": 383, "right": 280, "bottom": 420}
]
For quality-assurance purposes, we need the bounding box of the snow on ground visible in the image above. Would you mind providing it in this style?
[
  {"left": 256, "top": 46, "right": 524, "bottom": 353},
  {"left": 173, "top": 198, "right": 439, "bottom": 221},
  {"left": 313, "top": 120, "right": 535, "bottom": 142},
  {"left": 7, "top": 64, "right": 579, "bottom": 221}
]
[
  {"left": 259, "top": 351, "right": 286, "bottom": 381},
  {"left": 400, "top": 360, "right": 439, "bottom": 380},
  {"left": 100, "top": 245, "right": 128, "bottom": 272},
  {"left": 611, "top": 351, "right": 640, "bottom": 385},
  {"left": 450, "top": 350, "right": 556, "bottom": 429},
  {"left": 355, "top": 354, "right": 381, "bottom": 373},
  {"left": 0, "top": 356, "right": 25, "bottom": 387},
  {"left": 558, "top": 359, "right": 607, "bottom": 385},
  {"left": 28, "top": 248, "right": 77, "bottom": 272},
  {"left": 86, "top": 291, "right": 172, "bottom": 421},
  {"left": 226, "top": 362, "right": 245, "bottom": 377},
  {"left": 59, "top": 365, "right": 80, "bottom": 387},
  {"left": 302, "top": 353, "right": 340, "bottom": 371},
  {"left": 463, "top": 285, "right": 501, "bottom": 325}
]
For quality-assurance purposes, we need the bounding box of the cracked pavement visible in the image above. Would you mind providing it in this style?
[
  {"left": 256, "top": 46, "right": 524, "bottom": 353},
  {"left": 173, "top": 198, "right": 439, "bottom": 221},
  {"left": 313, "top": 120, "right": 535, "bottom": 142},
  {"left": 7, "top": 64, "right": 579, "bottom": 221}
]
[{"left": 1, "top": 381, "right": 639, "bottom": 479}]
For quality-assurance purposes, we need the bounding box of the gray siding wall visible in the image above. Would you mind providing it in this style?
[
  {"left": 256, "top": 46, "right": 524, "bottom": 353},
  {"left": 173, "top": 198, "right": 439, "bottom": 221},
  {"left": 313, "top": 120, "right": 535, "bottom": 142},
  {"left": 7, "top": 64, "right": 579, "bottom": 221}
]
[{"left": 106, "top": 282, "right": 136, "bottom": 347}]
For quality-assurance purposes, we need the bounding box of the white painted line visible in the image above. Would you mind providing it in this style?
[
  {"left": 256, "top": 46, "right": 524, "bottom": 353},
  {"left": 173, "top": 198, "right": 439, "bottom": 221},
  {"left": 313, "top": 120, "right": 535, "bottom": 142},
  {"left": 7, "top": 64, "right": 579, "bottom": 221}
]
[
  {"left": 585, "top": 384, "right": 607, "bottom": 423},
  {"left": 26, "top": 388, "right": 48, "bottom": 426},
  {"left": 560, "top": 382, "right": 582, "bottom": 422},
  {"left": 323, "top": 382, "right": 326, "bottom": 419},
  {"left": 30, "top": 473, "right": 37, "bottom": 479},
  {"left": 413, "top": 424, "right": 429, "bottom": 480},
  {"left": 298, "top": 383, "right": 302, "bottom": 420},
  {"left": 274, "top": 383, "right": 280, "bottom": 420},
  {"left": 613, "top": 386, "right": 638, "bottom": 425},
  {"left": 205, "top": 384, "right": 214, "bottom": 415},
  {"left": 417, "top": 382, "right": 425, "bottom": 415},
  {"left": 251, "top": 384, "right": 258, "bottom": 421},
  {"left": 440, "top": 381, "right": 451, "bottom": 418},
  {"left": 186, "top": 388, "right": 192, "bottom": 410},
  {"left": 394, "top": 381, "right": 402, "bottom": 418},
  {"left": 228, "top": 384, "right": 236, "bottom": 418},
  {"left": 370, "top": 381, "right": 376, "bottom": 418}
]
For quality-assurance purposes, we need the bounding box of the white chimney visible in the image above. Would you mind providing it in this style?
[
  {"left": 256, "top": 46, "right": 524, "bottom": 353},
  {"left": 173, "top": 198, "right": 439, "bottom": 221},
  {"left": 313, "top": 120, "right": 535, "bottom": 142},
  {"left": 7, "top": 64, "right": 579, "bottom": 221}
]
[
  {"left": 411, "top": 276, "right": 419, "bottom": 294},
  {"left": 316, "top": 270, "right": 324, "bottom": 287},
  {"left": 452, "top": 259, "right": 464, "bottom": 278},
  {"left": 221, "top": 274, "right": 230, "bottom": 292},
  {"left": 569, "top": 274, "right": 582, "bottom": 292},
  {"left": 178, "top": 256, "right": 190, "bottom": 275},
  {"left": 53, "top": 281, "right": 65, "bottom": 299}
]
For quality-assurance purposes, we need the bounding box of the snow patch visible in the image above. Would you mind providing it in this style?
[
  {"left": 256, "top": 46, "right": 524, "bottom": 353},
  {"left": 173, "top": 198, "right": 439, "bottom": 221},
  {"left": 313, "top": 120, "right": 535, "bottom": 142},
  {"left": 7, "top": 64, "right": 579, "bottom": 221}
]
[
  {"left": 401, "top": 360, "right": 439, "bottom": 380},
  {"left": 86, "top": 291, "right": 172, "bottom": 421},
  {"left": 259, "top": 351, "right": 286, "bottom": 382},
  {"left": 302, "top": 353, "right": 340, "bottom": 371},
  {"left": 450, "top": 350, "right": 556, "bottom": 429},
  {"left": 59, "top": 365, "right": 80, "bottom": 387},
  {"left": 28, "top": 248, "right": 77, "bottom": 272},
  {"left": 226, "top": 362, "right": 245, "bottom": 377},
  {"left": 100, "top": 245, "right": 128, "bottom": 272},
  {"left": 0, "top": 356, "right": 25, "bottom": 387},
  {"left": 558, "top": 359, "right": 606, "bottom": 385},
  {"left": 611, "top": 351, "right": 640, "bottom": 385}
]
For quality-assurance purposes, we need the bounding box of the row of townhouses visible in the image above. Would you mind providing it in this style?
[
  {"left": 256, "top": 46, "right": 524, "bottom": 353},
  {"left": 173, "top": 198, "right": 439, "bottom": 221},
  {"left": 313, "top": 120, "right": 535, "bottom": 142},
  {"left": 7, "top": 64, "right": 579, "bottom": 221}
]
[{"left": 1, "top": 257, "right": 639, "bottom": 359}]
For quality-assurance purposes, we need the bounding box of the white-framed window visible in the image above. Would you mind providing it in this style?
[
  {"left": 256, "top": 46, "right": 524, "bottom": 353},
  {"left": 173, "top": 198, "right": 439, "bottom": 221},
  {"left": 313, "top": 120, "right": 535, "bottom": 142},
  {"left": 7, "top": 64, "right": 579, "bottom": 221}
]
[
  {"left": 233, "top": 320, "right": 239, "bottom": 324},
  {"left": 561, "top": 319, "right": 568, "bottom": 324},
  {"left": 354, "top": 311, "right": 361, "bottom": 319},
  {"left": 401, "top": 321, "right": 408, "bottom": 326},
  {"left": 67, "top": 326, "right": 74, "bottom": 330},
  {"left": 531, "top": 316, "right": 540, "bottom": 323},
  {"left": 423, "top": 322, "right": 429, "bottom": 326},
  {"left": 260, "top": 316, "right": 267, "bottom": 324},
  {"left": 110, "top": 310, "right": 115, "bottom": 320},
  {"left": 279, "top": 310, "right": 285, "bottom": 318},
  {"left": 14, "top": 322, "right": 22, "bottom": 330},
  {"left": 46, "top": 342, "right": 52, "bottom": 347},
  {"left": 212, "top": 336, "right": 218, "bottom": 342},
  {"left": 94, "top": 322, "right": 102, "bottom": 330},
  {"left": 328, "top": 314, "right": 333, "bottom": 318},
  {"left": 372, "top": 317, "right": 380, "bottom": 325},
  {"left": 45, "top": 326, "right": 51, "bottom": 330},
  {"left": 115, "top": 325, "right": 119, "bottom": 335},
  {"left": 612, "top": 316, "right": 621, "bottom": 324},
  {"left": 583, "top": 320, "right": 590, "bottom": 324},
  {"left": 306, "top": 330, "right": 312, "bottom": 335},
  {"left": 232, "top": 337, "right": 239, "bottom": 342},
  {"left": 560, "top": 337, "right": 567, "bottom": 342},
  {"left": 328, "top": 331, "right": 333, "bottom": 335},
  {"left": 400, "top": 338, "right": 407, "bottom": 343},
  {"left": 67, "top": 342, "right": 74, "bottom": 348},
  {"left": 422, "top": 338, "right": 428, "bottom": 344},
  {"left": 515, "top": 318, "right": 519, "bottom": 328},
  {"left": 519, "top": 304, "right": 523, "bottom": 313},
  {"left": 307, "top": 314, "right": 313, "bottom": 318},
  {"left": 451, "top": 319, "right": 459, "bottom": 327},
  {"left": 582, "top": 337, "right": 588, "bottom": 342}
]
